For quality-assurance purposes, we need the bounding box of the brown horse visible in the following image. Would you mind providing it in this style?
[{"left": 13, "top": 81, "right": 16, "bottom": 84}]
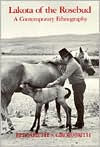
[
  {"left": 1, "top": 62, "right": 62, "bottom": 134},
  {"left": 1, "top": 48, "right": 95, "bottom": 134}
]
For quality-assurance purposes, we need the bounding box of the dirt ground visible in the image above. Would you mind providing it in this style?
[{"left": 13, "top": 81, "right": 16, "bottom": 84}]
[{"left": 1, "top": 78, "right": 100, "bottom": 147}]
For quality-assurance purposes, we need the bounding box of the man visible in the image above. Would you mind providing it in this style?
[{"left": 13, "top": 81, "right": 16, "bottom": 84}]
[{"left": 46, "top": 48, "right": 86, "bottom": 129}]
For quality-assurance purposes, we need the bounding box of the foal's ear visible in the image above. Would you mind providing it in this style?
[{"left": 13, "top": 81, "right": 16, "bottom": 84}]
[
  {"left": 79, "top": 47, "right": 83, "bottom": 53},
  {"left": 26, "top": 83, "right": 36, "bottom": 91},
  {"left": 24, "top": 82, "right": 33, "bottom": 88}
]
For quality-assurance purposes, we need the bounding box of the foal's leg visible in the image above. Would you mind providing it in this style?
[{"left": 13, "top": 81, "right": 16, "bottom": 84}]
[
  {"left": 42, "top": 103, "right": 49, "bottom": 126},
  {"left": 30, "top": 104, "right": 38, "bottom": 131},
  {"left": 30, "top": 103, "right": 42, "bottom": 133},
  {"left": 35, "top": 103, "right": 42, "bottom": 133},
  {"left": 55, "top": 100, "right": 64, "bottom": 128},
  {"left": 59, "top": 101, "right": 71, "bottom": 132},
  {"left": 66, "top": 105, "right": 71, "bottom": 132}
]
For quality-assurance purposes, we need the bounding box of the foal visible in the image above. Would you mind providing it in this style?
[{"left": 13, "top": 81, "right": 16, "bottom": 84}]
[{"left": 20, "top": 83, "right": 71, "bottom": 133}]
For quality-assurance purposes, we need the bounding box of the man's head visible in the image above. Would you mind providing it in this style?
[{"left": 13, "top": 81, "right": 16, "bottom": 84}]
[{"left": 59, "top": 48, "right": 73, "bottom": 62}]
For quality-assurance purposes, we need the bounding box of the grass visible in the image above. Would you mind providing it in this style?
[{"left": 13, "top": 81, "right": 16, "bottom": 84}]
[{"left": 1, "top": 33, "right": 100, "bottom": 56}]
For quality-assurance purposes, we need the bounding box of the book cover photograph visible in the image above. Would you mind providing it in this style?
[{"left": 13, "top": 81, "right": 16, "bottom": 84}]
[{"left": 1, "top": 0, "right": 100, "bottom": 147}]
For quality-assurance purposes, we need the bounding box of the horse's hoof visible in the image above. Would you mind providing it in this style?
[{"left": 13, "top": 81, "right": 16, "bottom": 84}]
[
  {"left": 65, "top": 125, "right": 71, "bottom": 132},
  {"left": 1, "top": 128, "right": 13, "bottom": 135},
  {"left": 1, "top": 130, "right": 13, "bottom": 135},
  {"left": 35, "top": 130, "right": 38, "bottom": 134},
  {"left": 41, "top": 123, "right": 48, "bottom": 127},
  {"left": 69, "top": 129, "right": 71, "bottom": 132},
  {"left": 10, "top": 126, "right": 15, "bottom": 130},
  {"left": 6, "top": 130, "right": 13, "bottom": 134},
  {"left": 59, "top": 124, "right": 65, "bottom": 128},
  {"left": 30, "top": 128, "right": 34, "bottom": 131}
]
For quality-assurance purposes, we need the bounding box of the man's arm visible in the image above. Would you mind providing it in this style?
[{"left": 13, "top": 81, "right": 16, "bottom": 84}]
[{"left": 47, "top": 59, "right": 78, "bottom": 87}]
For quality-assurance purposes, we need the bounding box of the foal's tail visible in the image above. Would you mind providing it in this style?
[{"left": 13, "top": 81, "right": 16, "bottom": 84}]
[{"left": 64, "top": 88, "right": 71, "bottom": 99}]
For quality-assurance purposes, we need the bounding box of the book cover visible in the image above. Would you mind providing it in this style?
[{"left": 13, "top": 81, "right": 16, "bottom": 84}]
[{"left": 1, "top": 0, "right": 100, "bottom": 147}]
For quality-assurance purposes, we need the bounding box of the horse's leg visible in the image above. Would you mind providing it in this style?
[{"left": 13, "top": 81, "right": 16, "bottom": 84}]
[
  {"left": 7, "top": 118, "right": 14, "bottom": 130},
  {"left": 5, "top": 95, "right": 15, "bottom": 131},
  {"left": 1, "top": 106, "right": 11, "bottom": 134},
  {"left": 65, "top": 104, "right": 71, "bottom": 132},
  {"left": 1, "top": 113, "right": 8, "bottom": 134},
  {"left": 55, "top": 100, "right": 64, "bottom": 128},
  {"left": 1, "top": 93, "right": 14, "bottom": 132},
  {"left": 59, "top": 100, "right": 71, "bottom": 132},
  {"left": 1, "top": 94, "right": 9, "bottom": 134},
  {"left": 6, "top": 108, "right": 15, "bottom": 130},
  {"left": 42, "top": 103, "right": 49, "bottom": 126}
]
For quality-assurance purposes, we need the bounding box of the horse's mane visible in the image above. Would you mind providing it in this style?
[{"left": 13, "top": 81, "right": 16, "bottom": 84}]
[
  {"left": 45, "top": 61, "right": 57, "bottom": 65},
  {"left": 25, "top": 60, "right": 58, "bottom": 66},
  {"left": 45, "top": 58, "right": 80, "bottom": 65}
]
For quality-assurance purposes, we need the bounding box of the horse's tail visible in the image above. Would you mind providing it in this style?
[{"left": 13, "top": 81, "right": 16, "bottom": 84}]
[{"left": 64, "top": 88, "right": 71, "bottom": 99}]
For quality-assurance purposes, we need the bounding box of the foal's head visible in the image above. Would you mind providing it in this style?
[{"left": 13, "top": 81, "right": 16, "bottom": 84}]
[{"left": 20, "top": 82, "right": 38, "bottom": 97}]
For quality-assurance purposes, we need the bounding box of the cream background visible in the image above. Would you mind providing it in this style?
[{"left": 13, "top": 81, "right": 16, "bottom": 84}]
[{"left": 1, "top": 1, "right": 99, "bottom": 38}]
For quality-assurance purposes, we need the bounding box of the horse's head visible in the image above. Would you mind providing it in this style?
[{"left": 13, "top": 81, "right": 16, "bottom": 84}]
[{"left": 75, "top": 47, "right": 95, "bottom": 76}]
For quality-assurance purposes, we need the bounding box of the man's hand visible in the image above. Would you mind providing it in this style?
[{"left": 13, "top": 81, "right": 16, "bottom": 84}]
[
  {"left": 46, "top": 82, "right": 56, "bottom": 88},
  {"left": 40, "top": 60, "right": 50, "bottom": 64}
]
